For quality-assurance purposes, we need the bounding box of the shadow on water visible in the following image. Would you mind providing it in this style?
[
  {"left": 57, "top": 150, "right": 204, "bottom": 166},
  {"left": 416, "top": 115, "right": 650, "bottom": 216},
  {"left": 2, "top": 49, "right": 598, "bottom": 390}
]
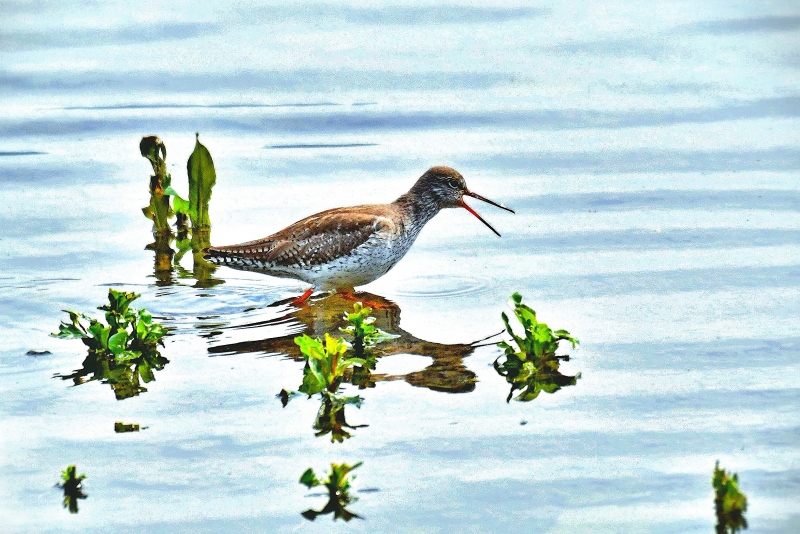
[{"left": 209, "top": 291, "right": 481, "bottom": 394}]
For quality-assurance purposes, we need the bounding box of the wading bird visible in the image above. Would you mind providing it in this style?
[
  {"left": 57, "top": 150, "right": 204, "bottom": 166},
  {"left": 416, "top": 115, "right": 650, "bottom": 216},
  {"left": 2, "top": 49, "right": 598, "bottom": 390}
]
[{"left": 203, "top": 166, "right": 514, "bottom": 304}]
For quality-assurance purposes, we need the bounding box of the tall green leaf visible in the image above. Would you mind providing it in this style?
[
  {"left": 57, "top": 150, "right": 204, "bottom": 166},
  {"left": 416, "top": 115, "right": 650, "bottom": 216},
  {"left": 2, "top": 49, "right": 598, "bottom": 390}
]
[{"left": 186, "top": 133, "right": 216, "bottom": 229}]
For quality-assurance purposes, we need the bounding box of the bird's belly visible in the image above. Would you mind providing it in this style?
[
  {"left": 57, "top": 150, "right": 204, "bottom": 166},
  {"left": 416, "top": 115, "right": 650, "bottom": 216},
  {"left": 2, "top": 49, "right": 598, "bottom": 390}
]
[{"left": 301, "top": 234, "right": 413, "bottom": 289}]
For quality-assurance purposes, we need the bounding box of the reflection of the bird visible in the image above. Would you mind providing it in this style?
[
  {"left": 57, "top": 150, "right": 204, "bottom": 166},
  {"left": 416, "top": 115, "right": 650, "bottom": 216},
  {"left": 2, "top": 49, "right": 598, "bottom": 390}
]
[{"left": 209, "top": 291, "right": 483, "bottom": 394}]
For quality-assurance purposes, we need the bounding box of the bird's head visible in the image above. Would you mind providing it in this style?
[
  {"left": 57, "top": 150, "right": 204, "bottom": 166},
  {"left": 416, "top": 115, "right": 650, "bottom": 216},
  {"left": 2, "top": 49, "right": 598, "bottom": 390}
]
[{"left": 415, "top": 166, "right": 515, "bottom": 236}]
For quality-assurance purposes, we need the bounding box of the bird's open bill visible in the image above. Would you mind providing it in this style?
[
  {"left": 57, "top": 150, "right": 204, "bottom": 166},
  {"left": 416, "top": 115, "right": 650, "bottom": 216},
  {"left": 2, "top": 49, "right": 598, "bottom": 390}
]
[{"left": 461, "top": 190, "right": 515, "bottom": 237}]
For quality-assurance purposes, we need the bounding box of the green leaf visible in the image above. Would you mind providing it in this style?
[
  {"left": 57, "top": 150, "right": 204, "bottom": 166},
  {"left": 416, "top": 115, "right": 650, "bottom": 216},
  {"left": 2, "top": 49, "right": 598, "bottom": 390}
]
[
  {"left": 299, "top": 468, "right": 321, "bottom": 488},
  {"left": 495, "top": 292, "right": 581, "bottom": 403},
  {"left": 138, "top": 362, "right": 155, "bottom": 382},
  {"left": 295, "top": 335, "right": 325, "bottom": 361},
  {"left": 162, "top": 186, "right": 190, "bottom": 215},
  {"left": 186, "top": 133, "right": 216, "bottom": 228},
  {"left": 299, "top": 362, "right": 326, "bottom": 396},
  {"left": 108, "top": 331, "right": 128, "bottom": 355},
  {"left": 87, "top": 322, "right": 111, "bottom": 349},
  {"left": 117, "top": 350, "right": 141, "bottom": 363}
]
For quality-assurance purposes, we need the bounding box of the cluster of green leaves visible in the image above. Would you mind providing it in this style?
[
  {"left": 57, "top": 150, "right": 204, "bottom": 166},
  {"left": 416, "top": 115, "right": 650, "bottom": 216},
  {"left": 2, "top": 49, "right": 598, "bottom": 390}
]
[
  {"left": 713, "top": 461, "right": 748, "bottom": 533},
  {"left": 495, "top": 293, "right": 580, "bottom": 402},
  {"left": 53, "top": 290, "right": 166, "bottom": 361},
  {"left": 52, "top": 289, "right": 169, "bottom": 400},
  {"left": 281, "top": 303, "right": 397, "bottom": 441},
  {"left": 340, "top": 302, "right": 397, "bottom": 356},
  {"left": 282, "top": 333, "right": 367, "bottom": 442},
  {"left": 295, "top": 333, "right": 367, "bottom": 396},
  {"left": 57, "top": 465, "right": 87, "bottom": 514},
  {"left": 340, "top": 302, "right": 397, "bottom": 388},
  {"left": 299, "top": 462, "right": 362, "bottom": 521}
]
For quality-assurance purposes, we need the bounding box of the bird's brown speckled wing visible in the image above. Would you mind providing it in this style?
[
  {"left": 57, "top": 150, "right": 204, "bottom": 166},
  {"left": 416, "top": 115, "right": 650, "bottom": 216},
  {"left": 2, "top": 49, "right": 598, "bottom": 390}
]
[{"left": 205, "top": 206, "right": 397, "bottom": 268}]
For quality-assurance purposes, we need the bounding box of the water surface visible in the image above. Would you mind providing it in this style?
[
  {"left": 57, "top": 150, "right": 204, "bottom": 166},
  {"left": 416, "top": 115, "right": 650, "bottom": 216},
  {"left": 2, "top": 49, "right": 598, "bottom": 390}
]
[{"left": 1, "top": 1, "right": 799, "bottom": 532}]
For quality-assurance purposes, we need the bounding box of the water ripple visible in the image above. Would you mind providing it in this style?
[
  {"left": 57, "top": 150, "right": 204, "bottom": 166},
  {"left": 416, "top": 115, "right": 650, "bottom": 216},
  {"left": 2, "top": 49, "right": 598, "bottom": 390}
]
[{"left": 392, "top": 275, "right": 494, "bottom": 299}]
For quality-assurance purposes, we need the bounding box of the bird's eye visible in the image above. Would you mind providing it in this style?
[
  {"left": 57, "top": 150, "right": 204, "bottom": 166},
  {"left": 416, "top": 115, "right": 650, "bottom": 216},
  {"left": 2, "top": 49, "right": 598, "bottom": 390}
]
[{"left": 447, "top": 179, "right": 460, "bottom": 189}]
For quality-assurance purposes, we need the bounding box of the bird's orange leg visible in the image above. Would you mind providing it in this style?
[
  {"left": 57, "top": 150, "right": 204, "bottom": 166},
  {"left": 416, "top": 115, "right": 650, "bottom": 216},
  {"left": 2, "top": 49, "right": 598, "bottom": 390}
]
[{"left": 291, "top": 288, "right": 314, "bottom": 307}]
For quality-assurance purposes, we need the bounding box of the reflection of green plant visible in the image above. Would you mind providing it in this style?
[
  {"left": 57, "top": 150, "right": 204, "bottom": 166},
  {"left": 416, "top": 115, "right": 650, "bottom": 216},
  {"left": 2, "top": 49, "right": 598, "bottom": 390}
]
[
  {"left": 495, "top": 293, "right": 580, "bottom": 402},
  {"left": 713, "top": 462, "right": 748, "bottom": 533},
  {"left": 52, "top": 289, "right": 169, "bottom": 400},
  {"left": 300, "top": 462, "right": 362, "bottom": 521},
  {"left": 313, "top": 392, "right": 367, "bottom": 443},
  {"left": 57, "top": 465, "right": 87, "bottom": 514}
]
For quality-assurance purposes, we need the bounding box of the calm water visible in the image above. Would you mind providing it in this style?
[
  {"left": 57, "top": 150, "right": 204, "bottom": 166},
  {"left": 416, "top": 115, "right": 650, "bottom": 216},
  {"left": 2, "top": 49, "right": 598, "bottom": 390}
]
[{"left": 2, "top": 1, "right": 799, "bottom": 532}]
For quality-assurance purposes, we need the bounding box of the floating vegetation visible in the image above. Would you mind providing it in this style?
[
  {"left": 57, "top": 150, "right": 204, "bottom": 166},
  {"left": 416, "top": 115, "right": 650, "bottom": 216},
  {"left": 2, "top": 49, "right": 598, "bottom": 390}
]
[
  {"left": 52, "top": 289, "right": 169, "bottom": 400},
  {"left": 713, "top": 462, "right": 748, "bottom": 533},
  {"left": 140, "top": 133, "right": 220, "bottom": 285},
  {"left": 280, "top": 332, "right": 367, "bottom": 442},
  {"left": 299, "top": 462, "right": 362, "bottom": 521},
  {"left": 57, "top": 465, "right": 87, "bottom": 514},
  {"left": 279, "top": 303, "right": 400, "bottom": 441},
  {"left": 114, "top": 422, "right": 140, "bottom": 433},
  {"left": 295, "top": 333, "right": 367, "bottom": 395},
  {"left": 340, "top": 302, "right": 398, "bottom": 357},
  {"left": 494, "top": 293, "right": 580, "bottom": 402},
  {"left": 340, "top": 302, "right": 398, "bottom": 389}
]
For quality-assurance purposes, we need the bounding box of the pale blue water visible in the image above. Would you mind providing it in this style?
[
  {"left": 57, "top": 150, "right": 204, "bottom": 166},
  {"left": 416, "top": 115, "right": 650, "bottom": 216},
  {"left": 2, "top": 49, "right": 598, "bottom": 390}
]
[{"left": 1, "top": 1, "right": 799, "bottom": 532}]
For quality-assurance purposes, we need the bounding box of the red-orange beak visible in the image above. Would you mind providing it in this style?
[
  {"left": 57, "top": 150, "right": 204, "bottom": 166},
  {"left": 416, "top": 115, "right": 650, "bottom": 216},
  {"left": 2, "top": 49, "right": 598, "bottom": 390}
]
[{"left": 461, "top": 190, "right": 515, "bottom": 237}]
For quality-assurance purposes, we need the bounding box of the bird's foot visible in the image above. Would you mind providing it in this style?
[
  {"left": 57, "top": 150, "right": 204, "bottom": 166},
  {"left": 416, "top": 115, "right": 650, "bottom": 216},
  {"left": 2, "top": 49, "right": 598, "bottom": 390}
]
[{"left": 291, "top": 288, "right": 314, "bottom": 307}]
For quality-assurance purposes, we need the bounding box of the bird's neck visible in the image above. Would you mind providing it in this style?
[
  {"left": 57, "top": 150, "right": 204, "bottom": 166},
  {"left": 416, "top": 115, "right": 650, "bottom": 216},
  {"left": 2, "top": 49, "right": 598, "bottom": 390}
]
[{"left": 393, "top": 187, "right": 442, "bottom": 231}]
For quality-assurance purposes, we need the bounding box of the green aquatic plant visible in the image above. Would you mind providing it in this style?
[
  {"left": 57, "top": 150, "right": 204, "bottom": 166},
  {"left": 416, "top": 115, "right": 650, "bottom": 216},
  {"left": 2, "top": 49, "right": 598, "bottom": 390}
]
[
  {"left": 140, "top": 135, "right": 174, "bottom": 235},
  {"left": 713, "top": 461, "right": 748, "bottom": 533},
  {"left": 140, "top": 133, "right": 220, "bottom": 285},
  {"left": 280, "top": 332, "right": 369, "bottom": 441},
  {"left": 340, "top": 302, "right": 398, "bottom": 388},
  {"left": 495, "top": 293, "right": 580, "bottom": 402},
  {"left": 340, "top": 302, "right": 397, "bottom": 356},
  {"left": 299, "top": 462, "right": 362, "bottom": 521},
  {"left": 53, "top": 289, "right": 166, "bottom": 362},
  {"left": 53, "top": 289, "right": 169, "bottom": 400},
  {"left": 57, "top": 465, "right": 87, "bottom": 514},
  {"left": 296, "top": 333, "right": 367, "bottom": 395},
  {"left": 163, "top": 134, "right": 216, "bottom": 245}
]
